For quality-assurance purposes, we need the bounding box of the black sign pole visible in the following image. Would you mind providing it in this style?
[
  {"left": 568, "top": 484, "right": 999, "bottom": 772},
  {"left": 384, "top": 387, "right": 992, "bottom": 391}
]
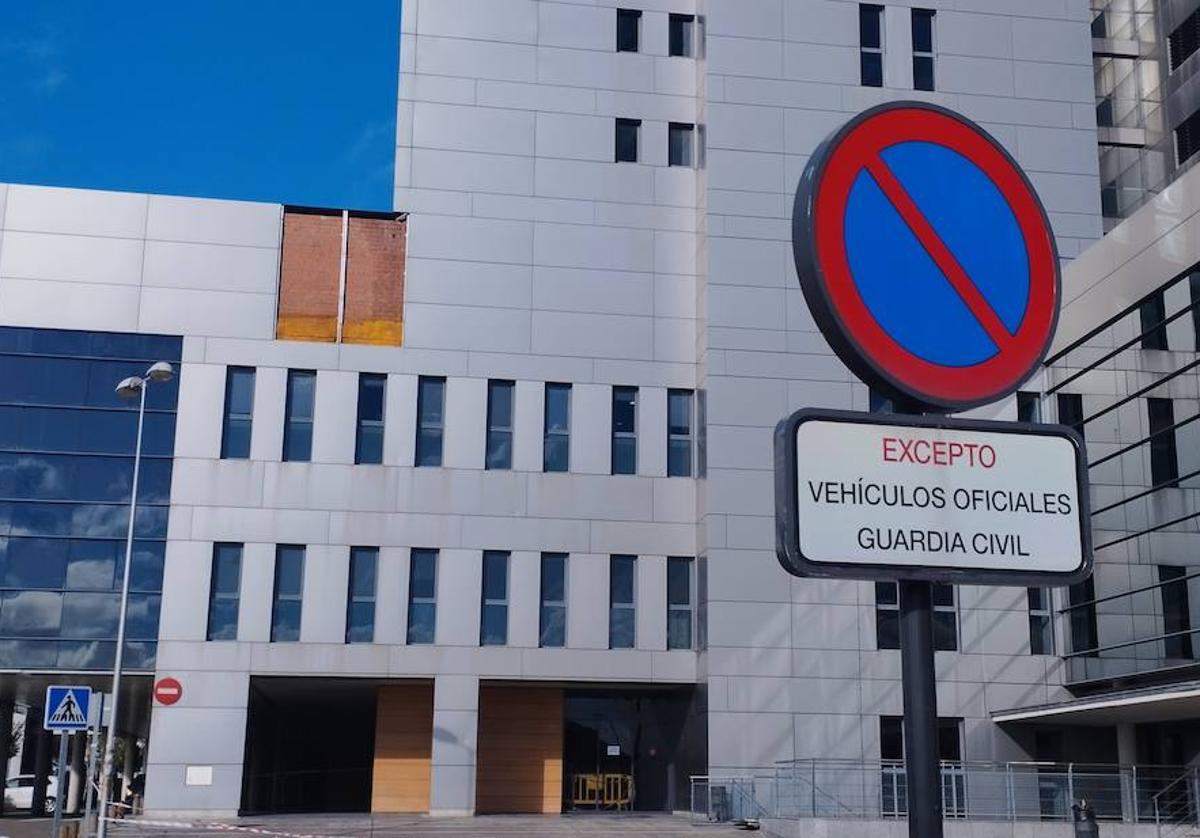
[{"left": 899, "top": 579, "right": 942, "bottom": 838}]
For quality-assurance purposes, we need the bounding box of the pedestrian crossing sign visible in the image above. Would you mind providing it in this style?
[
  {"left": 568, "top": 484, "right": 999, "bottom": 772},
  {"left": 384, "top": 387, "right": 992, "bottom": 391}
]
[{"left": 44, "top": 685, "right": 91, "bottom": 732}]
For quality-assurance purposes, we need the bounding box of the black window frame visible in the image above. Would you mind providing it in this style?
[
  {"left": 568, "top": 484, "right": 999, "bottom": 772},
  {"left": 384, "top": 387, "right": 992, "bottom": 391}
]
[
  {"left": 220, "top": 366, "right": 255, "bottom": 460},
  {"left": 206, "top": 542, "right": 242, "bottom": 641},
  {"left": 480, "top": 550, "right": 509, "bottom": 647},
  {"left": 912, "top": 8, "right": 935, "bottom": 91},
  {"left": 667, "top": 389, "right": 693, "bottom": 477},
  {"left": 355, "top": 373, "right": 386, "bottom": 465},
  {"left": 1016, "top": 391, "right": 1040, "bottom": 423},
  {"left": 346, "top": 546, "right": 378, "bottom": 644},
  {"left": 270, "top": 544, "right": 305, "bottom": 643},
  {"left": 544, "top": 382, "right": 571, "bottom": 473},
  {"left": 1140, "top": 291, "right": 1169, "bottom": 350},
  {"left": 1160, "top": 565, "right": 1194, "bottom": 659},
  {"left": 860, "top": 4, "right": 884, "bottom": 87},
  {"left": 407, "top": 548, "right": 438, "bottom": 644},
  {"left": 540, "top": 552, "right": 567, "bottom": 648},
  {"left": 669, "top": 13, "right": 695, "bottom": 57},
  {"left": 1027, "top": 587, "right": 1054, "bottom": 655},
  {"left": 1148, "top": 397, "right": 1180, "bottom": 487},
  {"left": 615, "top": 118, "right": 641, "bottom": 163},
  {"left": 416, "top": 376, "right": 446, "bottom": 467},
  {"left": 609, "top": 555, "right": 637, "bottom": 649},
  {"left": 668, "top": 122, "right": 695, "bottom": 167},
  {"left": 667, "top": 556, "right": 693, "bottom": 650},
  {"left": 1057, "top": 393, "right": 1085, "bottom": 439},
  {"left": 282, "top": 370, "right": 316, "bottom": 463},
  {"left": 612, "top": 386, "right": 637, "bottom": 475},
  {"left": 616, "top": 8, "right": 641, "bottom": 53},
  {"left": 486, "top": 379, "right": 514, "bottom": 471}
]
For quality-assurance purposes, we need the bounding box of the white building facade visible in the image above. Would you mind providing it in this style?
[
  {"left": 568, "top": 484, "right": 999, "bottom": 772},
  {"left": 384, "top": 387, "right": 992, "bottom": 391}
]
[{"left": 18, "top": 0, "right": 1200, "bottom": 826}]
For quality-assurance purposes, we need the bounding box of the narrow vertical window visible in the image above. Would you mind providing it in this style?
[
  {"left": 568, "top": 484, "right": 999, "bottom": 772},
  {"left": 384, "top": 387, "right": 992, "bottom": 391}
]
[
  {"left": 869, "top": 388, "right": 893, "bottom": 414},
  {"left": 416, "top": 376, "right": 446, "bottom": 467},
  {"left": 221, "top": 367, "right": 255, "bottom": 459},
  {"left": 480, "top": 551, "right": 509, "bottom": 646},
  {"left": 1016, "top": 391, "right": 1041, "bottom": 423},
  {"left": 1057, "top": 393, "right": 1085, "bottom": 438},
  {"left": 609, "top": 555, "right": 637, "bottom": 649},
  {"left": 1140, "top": 291, "right": 1169, "bottom": 350},
  {"left": 669, "top": 123, "right": 695, "bottom": 167},
  {"left": 615, "top": 118, "right": 641, "bottom": 163},
  {"left": 271, "top": 545, "right": 305, "bottom": 642},
  {"left": 346, "top": 546, "right": 377, "bottom": 643},
  {"left": 486, "top": 380, "right": 514, "bottom": 470},
  {"left": 616, "top": 8, "right": 641, "bottom": 52},
  {"left": 669, "top": 14, "right": 695, "bottom": 57},
  {"left": 612, "top": 386, "right": 637, "bottom": 475},
  {"left": 1028, "top": 588, "right": 1054, "bottom": 655},
  {"left": 912, "top": 9, "right": 936, "bottom": 91},
  {"left": 407, "top": 549, "right": 437, "bottom": 644},
  {"left": 667, "top": 557, "right": 693, "bottom": 650},
  {"left": 355, "top": 373, "right": 386, "bottom": 465},
  {"left": 1149, "top": 397, "right": 1180, "bottom": 487},
  {"left": 206, "top": 543, "right": 242, "bottom": 641},
  {"left": 1069, "top": 577, "right": 1098, "bottom": 657},
  {"left": 282, "top": 370, "right": 316, "bottom": 462},
  {"left": 667, "top": 389, "right": 694, "bottom": 477},
  {"left": 933, "top": 583, "right": 958, "bottom": 651},
  {"left": 860, "top": 4, "right": 884, "bottom": 87},
  {"left": 1160, "top": 566, "right": 1194, "bottom": 659},
  {"left": 1189, "top": 271, "right": 1200, "bottom": 348},
  {"left": 540, "top": 553, "right": 567, "bottom": 648},
  {"left": 544, "top": 383, "right": 571, "bottom": 472},
  {"left": 875, "top": 581, "right": 899, "bottom": 650}
]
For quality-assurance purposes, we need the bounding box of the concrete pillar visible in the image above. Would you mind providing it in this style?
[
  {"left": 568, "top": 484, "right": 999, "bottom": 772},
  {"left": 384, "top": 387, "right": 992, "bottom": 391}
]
[
  {"left": 0, "top": 699, "right": 13, "bottom": 817},
  {"left": 1118, "top": 723, "right": 1138, "bottom": 822},
  {"left": 67, "top": 732, "right": 86, "bottom": 814},
  {"left": 429, "top": 675, "right": 479, "bottom": 816},
  {"left": 30, "top": 713, "right": 51, "bottom": 817}
]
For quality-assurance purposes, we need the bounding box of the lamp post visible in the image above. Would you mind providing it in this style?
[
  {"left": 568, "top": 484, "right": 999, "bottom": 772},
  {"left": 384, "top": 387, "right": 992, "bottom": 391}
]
[{"left": 96, "top": 362, "right": 173, "bottom": 838}]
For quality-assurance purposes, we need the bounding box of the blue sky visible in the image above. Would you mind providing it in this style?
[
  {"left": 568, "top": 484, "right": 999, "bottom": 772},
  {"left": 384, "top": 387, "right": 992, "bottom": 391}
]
[{"left": 0, "top": 2, "right": 401, "bottom": 210}]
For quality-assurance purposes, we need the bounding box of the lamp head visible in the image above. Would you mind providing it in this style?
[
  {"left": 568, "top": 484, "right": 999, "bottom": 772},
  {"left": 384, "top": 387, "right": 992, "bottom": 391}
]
[
  {"left": 146, "top": 361, "right": 174, "bottom": 383},
  {"left": 115, "top": 377, "right": 144, "bottom": 399}
]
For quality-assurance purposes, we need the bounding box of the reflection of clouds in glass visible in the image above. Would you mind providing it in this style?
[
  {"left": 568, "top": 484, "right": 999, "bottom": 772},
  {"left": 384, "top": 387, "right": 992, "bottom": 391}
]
[
  {"left": 60, "top": 593, "right": 118, "bottom": 638},
  {"left": 0, "top": 639, "right": 57, "bottom": 668},
  {"left": 56, "top": 640, "right": 107, "bottom": 669},
  {"left": 0, "top": 591, "right": 62, "bottom": 635},
  {"left": 66, "top": 558, "right": 114, "bottom": 590},
  {"left": 0, "top": 455, "right": 66, "bottom": 495}
]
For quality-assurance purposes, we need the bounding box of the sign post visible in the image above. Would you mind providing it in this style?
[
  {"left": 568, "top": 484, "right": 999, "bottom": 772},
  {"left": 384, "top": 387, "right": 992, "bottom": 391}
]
[
  {"left": 44, "top": 686, "right": 91, "bottom": 838},
  {"left": 783, "top": 102, "right": 1091, "bottom": 838}
]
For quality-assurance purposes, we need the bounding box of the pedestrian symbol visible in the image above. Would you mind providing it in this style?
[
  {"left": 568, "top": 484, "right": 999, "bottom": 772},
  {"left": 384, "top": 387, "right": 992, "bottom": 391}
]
[{"left": 44, "top": 685, "right": 91, "bottom": 732}]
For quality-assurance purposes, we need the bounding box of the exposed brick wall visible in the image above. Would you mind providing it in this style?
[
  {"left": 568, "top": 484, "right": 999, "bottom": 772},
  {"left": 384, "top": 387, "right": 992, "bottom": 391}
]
[
  {"left": 344, "top": 215, "right": 406, "bottom": 346},
  {"left": 277, "top": 210, "right": 341, "bottom": 342}
]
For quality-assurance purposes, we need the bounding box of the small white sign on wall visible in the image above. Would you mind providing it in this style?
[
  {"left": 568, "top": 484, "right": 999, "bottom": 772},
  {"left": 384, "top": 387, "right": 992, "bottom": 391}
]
[
  {"left": 606, "top": 745, "right": 620, "bottom": 757},
  {"left": 185, "top": 765, "right": 214, "bottom": 787}
]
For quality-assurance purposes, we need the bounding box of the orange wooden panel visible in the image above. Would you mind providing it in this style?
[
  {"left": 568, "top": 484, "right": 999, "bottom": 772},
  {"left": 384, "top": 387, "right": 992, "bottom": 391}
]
[
  {"left": 277, "top": 210, "right": 341, "bottom": 342},
  {"left": 476, "top": 686, "right": 563, "bottom": 814},
  {"left": 372, "top": 684, "right": 433, "bottom": 813},
  {"left": 343, "top": 215, "right": 405, "bottom": 346}
]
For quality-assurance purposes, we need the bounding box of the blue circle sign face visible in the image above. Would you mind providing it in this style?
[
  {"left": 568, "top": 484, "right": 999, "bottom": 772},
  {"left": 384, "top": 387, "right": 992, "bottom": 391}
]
[{"left": 792, "top": 102, "right": 1060, "bottom": 411}]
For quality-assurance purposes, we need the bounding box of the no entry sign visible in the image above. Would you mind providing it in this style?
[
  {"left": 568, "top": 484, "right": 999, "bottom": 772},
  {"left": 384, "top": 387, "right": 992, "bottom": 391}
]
[
  {"left": 792, "top": 102, "right": 1060, "bottom": 412},
  {"left": 154, "top": 677, "right": 183, "bottom": 706},
  {"left": 775, "top": 409, "right": 1091, "bottom": 585}
]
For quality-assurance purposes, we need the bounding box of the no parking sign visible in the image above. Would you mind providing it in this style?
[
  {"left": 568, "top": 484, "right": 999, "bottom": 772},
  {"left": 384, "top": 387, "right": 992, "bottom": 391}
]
[{"left": 792, "top": 102, "right": 1060, "bottom": 412}]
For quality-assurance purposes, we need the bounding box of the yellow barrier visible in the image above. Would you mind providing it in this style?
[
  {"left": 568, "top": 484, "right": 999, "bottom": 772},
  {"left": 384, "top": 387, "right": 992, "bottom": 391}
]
[{"left": 571, "top": 773, "right": 633, "bottom": 810}]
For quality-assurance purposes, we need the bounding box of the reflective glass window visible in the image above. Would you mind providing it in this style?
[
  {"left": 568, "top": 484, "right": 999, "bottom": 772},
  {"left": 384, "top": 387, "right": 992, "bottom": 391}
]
[
  {"left": 544, "top": 383, "right": 571, "bottom": 472},
  {"left": 669, "top": 14, "right": 694, "bottom": 57},
  {"left": 355, "top": 374, "right": 386, "bottom": 465},
  {"left": 416, "top": 377, "right": 446, "bottom": 467},
  {"left": 540, "top": 553, "right": 567, "bottom": 648},
  {"left": 346, "top": 546, "right": 377, "bottom": 643},
  {"left": 208, "top": 543, "right": 242, "bottom": 641},
  {"left": 3, "top": 539, "right": 68, "bottom": 589},
  {"left": 615, "top": 119, "right": 640, "bottom": 163},
  {"left": 612, "top": 387, "right": 637, "bottom": 475},
  {"left": 669, "top": 123, "right": 694, "bottom": 167},
  {"left": 271, "top": 545, "right": 305, "bottom": 642},
  {"left": 667, "top": 389, "right": 693, "bottom": 477},
  {"left": 616, "top": 8, "right": 640, "bottom": 52},
  {"left": 407, "top": 548, "right": 437, "bottom": 644},
  {"left": 283, "top": 370, "right": 316, "bottom": 462},
  {"left": 486, "top": 380, "right": 514, "bottom": 471},
  {"left": 609, "top": 555, "right": 636, "bottom": 649},
  {"left": 667, "top": 557, "right": 693, "bottom": 650},
  {"left": 60, "top": 592, "right": 120, "bottom": 639},
  {"left": 0, "top": 590, "right": 63, "bottom": 636},
  {"left": 221, "top": 367, "right": 255, "bottom": 459},
  {"left": 65, "top": 539, "right": 119, "bottom": 590},
  {"left": 480, "top": 551, "right": 509, "bottom": 646}
]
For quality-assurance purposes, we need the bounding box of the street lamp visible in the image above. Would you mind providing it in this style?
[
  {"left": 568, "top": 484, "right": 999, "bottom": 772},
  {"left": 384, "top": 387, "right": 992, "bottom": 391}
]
[{"left": 96, "top": 361, "right": 174, "bottom": 838}]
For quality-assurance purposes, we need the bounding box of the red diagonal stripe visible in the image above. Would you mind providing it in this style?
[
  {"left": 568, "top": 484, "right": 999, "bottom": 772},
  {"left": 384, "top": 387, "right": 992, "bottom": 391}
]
[{"left": 864, "top": 155, "right": 1013, "bottom": 351}]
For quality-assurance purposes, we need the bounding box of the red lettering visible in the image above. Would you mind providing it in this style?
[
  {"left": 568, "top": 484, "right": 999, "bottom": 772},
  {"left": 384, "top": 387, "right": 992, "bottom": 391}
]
[{"left": 883, "top": 437, "right": 900, "bottom": 462}]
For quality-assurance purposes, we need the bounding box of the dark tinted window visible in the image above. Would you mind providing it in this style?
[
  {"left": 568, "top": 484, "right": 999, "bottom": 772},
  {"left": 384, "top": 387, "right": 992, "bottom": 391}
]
[
  {"left": 346, "top": 546, "right": 377, "bottom": 643},
  {"left": 669, "top": 14, "right": 694, "bottom": 56},
  {"left": 355, "top": 374, "right": 386, "bottom": 465},
  {"left": 1140, "top": 292, "right": 1169, "bottom": 350},
  {"left": 1177, "top": 108, "right": 1200, "bottom": 165},
  {"left": 271, "top": 545, "right": 304, "bottom": 642},
  {"left": 669, "top": 123, "right": 694, "bottom": 167},
  {"left": 416, "top": 377, "right": 445, "bottom": 467},
  {"left": 1057, "top": 393, "right": 1085, "bottom": 438},
  {"left": 875, "top": 581, "right": 899, "bottom": 650},
  {"left": 1027, "top": 588, "right": 1053, "bottom": 655},
  {"left": 1068, "top": 577, "right": 1098, "bottom": 656},
  {"left": 1170, "top": 8, "right": 1200, "bottom": 70},
  {"left": 612, "top": 386, "right": 637, "bottom": 475},
  {"left": 408, "top": 548, "right": 437, "bottom": 644},
  {"left": 207, "top": 543, "right": 242, "bottom": 641},
  {"left": 540, "top": 553, "right": 567, "bottom": 648},
  {"left": 480, "top": 551, "right": 509, "bottom": 646},
  {"left": 221, "top": 367, "right": 255, "bottom": 459},
  {"left": 912, "top": 9, "right": 935, "bottom": 91},
  {"left": 609, "top": 555, "right": 636, "bottom": 649},
  {"left": 615, "top": 119, "right": 640, "bottom": 163},
  {"left": 667, "top": 557, "right": 693, "bottom": 650},
  {"left": 1149, "top": 397, "right": 1180, "bottom": 487},
  {"left": 616, "top": 8, "right": 641, "bottom": 52},
  {"left": 668, "top": 389, "right": 693, "bottom": 477},
  {"left": 1160, "top": 565, "right": 1193, "bottom": 659},
  {"left": 1017, "top": 391, "right": 1040, "bottom": 423},
  {"left": 544, "top": 383, "right": 571, "bottom": 472},
  {"left": 486, "top": 380, "right": 514, "bottom": 471},
  {"left": 283, "top": 370, "right": 316, "bottom": 462},
  {"left": 860, "top": 4, "right": 884, "bottom": 87}
]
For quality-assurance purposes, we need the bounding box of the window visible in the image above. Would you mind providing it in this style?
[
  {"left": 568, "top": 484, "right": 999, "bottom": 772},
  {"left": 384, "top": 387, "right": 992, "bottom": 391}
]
[
  {"left": 1170, "top": 8, "right": 1200, "bottom": 70},
  {"left": 669, "top": 14, "right": 695, "bottom": 57},
  {"left": 220, "top": 367, "right": 255, "bottom": 459},
  {"left": 416, "top": 376, "right": 445, "bottom": 467},
  {"left": 1148, "top": 398, "right": 1180, "bottom": 487},
  {"left": 355, "top": 373, "right": 386, "bottom": 465},
  {"left": 860, "top": 4, "right": 884, "bottom": 87},
  {"left": 1068, "top": 577, "right": 1098, "bottom": 656},
  {"left": 540, "top": 553, "right": 567, "bottom": 648},
  {"left": 615, "top": 118, "right": 641, "bottom": 163},
  {"left": 1028, "top": 588, "right": 1054, "bottom": 655},
  {"left": 1140, "top": 292, "right": 1169, "bottom": 350},
  {"left": 1016, "top": 391, "right": 1040, "bottom": 423},
  {"left": 346, "top": 547, "right": 377, "bottom": 643},
  {"left": 1057, "top": 393, "right": 1085, "bottom": 437},
  {"left": 876, "top": 582, "right": 956, "bottom": 650},
  {"left": 669, "top": 123, "right": 694, "bottom": 167},
  {"left": 407, "top": 549, "right": 437, "bottom": 644},
  {"left": 1177, "top": 109, "right": 1200, "bottom": 166},
  {"left": 880, "top": 716, "right": 962, "bottom": 760},
  {"left": 544, "top": 383, "right": 571, "bottom": 472},
  {"left": 912, "top": 9, "right": 935, "bottom": 91},
  {"left": 668, "top": 389, "right": 693, "bottom": 477},
  {"left": 610, "top": 555, "right": 636, "bottom": 649},
  {"left": 282, "top": 370, "right": 316, "bottom": 462},
  {"left": 206, "top": 543, "right": 242, "bottom": 641},
  {"left": 612, "top": 386, "right": 637, "bottom": 475},
  {"left": 869, "top": 388, "right": 893, "bottom": 414},
  {"left": 616, "top": 8, "right": 641, "bottom": 52},
  {"left": 271, "top": 545, "right": 305, "bottom": 642},
  {"left": 480, "top": 551, "right": 509, "bottom": 646},
  {"left": 1160, "top": 566, "right": 1194, "bottom": 659},
  {"left": 667, "top": 557, "right": 693, "bottom": 650},
  {"left": 486, "top": 380, "right": 514, "bottom": 471},
  {"left": 879, "top": 717, "right": 963, "bottom": 816}
]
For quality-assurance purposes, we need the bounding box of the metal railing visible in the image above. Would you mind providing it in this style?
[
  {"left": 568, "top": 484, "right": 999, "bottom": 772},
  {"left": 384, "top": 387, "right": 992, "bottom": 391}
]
[{"left": 692, "top": 760, "right": 1200, "bottom": 826}]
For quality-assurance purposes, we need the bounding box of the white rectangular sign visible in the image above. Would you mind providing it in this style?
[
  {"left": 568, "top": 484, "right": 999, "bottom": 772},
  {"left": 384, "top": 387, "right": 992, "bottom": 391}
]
[{"left": 775, "top": 409, "right": 1091, "bottom": 584}]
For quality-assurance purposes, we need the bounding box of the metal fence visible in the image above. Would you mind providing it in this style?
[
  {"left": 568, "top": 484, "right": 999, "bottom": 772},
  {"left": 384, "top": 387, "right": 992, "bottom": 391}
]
[{"left": 691, "top": 760, "right": 1200, "bottom": 827}]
